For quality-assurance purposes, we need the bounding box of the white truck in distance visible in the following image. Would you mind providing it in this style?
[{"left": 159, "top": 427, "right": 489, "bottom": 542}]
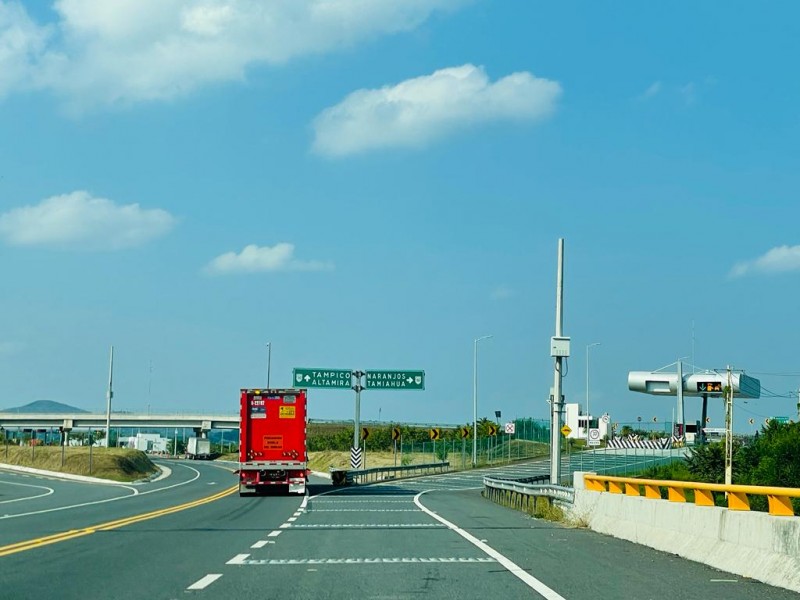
[{"left": 186, "top": 437, "right": 212, "bottom": 460}]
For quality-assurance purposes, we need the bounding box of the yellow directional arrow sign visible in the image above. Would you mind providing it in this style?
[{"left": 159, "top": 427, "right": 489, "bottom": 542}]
[
  {"left": 460, "top": 427, "right": 470, "bottom": 439},
  {"left": 488, "top": 424, "right": 498, "bottom": 436},
  {"left": 429, "top": 428, "right": 441, "bottom": 441},
  {"left": 561, "top": 425, "right": 572, "bottom": 437},
  {"left": 361, "top": 427, "right": 370, "bottom": 441},
  {"left": 391, "top": 427, "right": 401, "bottom": 441}
]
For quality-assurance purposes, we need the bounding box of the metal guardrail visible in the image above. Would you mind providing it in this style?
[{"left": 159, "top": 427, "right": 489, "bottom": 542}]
[
  {"left": 585, "top": 474, "right": 800, "bottom": 516},
  {"left": 483, "top": 476, "right": 575, "bottom": 504},
  {"left": 331, "top": 461, "right": 450, "bottom": 485}
]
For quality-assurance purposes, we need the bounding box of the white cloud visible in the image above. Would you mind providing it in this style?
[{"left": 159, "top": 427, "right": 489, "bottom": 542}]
[
  {"left": 0, "top": 341, "right": 20, "bottom": 356},
  {"left": 638, "top": 81, "right": 661, "bottom": 100},
  {"left": 731, "top": 245, "right": 800, "bottom": 278},
  {"left": 0, "top": 1, "right": 52, "bottom": 97},
  {"left": 312, "top": 64, "right": 561, "bottom": 157},
  {"left": 0, "top": 0, "right": 464, "bottom": 109},
  {"left": 0, "top": 190, "right": 176, "bottom": 250},
  {"left": 205, "top": 243, "right": 333, "bottom": 275},
  {"left": 680, "top": 82, "right": 696, "bottom": 105},
  {"left": 490, "top": 286, "right": 513, "bottom": 300}
]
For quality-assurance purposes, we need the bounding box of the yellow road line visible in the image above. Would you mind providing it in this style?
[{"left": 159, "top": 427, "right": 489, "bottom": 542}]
[{"left": 0, "top": 485, "right": 237, "bottom": 558}]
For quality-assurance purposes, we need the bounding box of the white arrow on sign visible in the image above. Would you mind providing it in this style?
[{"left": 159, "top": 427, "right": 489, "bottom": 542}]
[{"left": 304, "top": 375, "right": 311, "bottom": 382}]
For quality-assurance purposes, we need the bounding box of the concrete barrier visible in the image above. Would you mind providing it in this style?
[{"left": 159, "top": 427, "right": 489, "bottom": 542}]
[{"left": 569, "top": 471, "right": 800, "bottom": 593}]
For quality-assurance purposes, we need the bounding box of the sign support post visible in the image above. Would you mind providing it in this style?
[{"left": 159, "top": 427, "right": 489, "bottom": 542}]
[{"left": 352, "top": 371, "right": 364, "bottom": 466}]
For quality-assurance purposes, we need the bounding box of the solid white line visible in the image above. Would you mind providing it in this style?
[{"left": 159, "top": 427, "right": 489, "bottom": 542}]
[
  {"left": 267, "top": 530, "right": 282, "bottom": 537},
  {"left": 300, "top": 492, "right": 309, "bottom": 509},
  {"left": 0, "top": 463, "right": 203, "bottom": 521},
  {"left": 0, "top": 480, "right": 55, "bottom": 505},
  {"left": 227, "top": 554, "right": 250, "bottom": 565},
  {"left": 251, "top": 540, "right": 270, "bottom": 548},
  {"left": 187, "top": 574, "right": 222, "bottom": 590},
  {"left": 414, "top": 491, "right": 566, "bottom": 600}
]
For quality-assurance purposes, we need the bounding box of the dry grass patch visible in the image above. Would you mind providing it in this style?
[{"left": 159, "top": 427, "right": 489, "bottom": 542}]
[{"left": 0, "top": 446, "right": 157, "bottom": 482}]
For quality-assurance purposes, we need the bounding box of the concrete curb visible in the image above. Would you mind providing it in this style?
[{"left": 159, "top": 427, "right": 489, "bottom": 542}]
[{"left": 0, "top": 462, "right": 161, "bottom": 485}]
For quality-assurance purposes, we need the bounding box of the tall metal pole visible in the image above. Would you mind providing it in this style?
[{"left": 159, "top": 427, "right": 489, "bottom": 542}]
[
  {"left": 725, "top": 366, "right": 733, "bottom": 486},
  {"left": 473, "top": 335, "right": 492, "bottom": 467},
  {"left": 105, "top": 346, "right": 114, "bottom": 449},
  {"left": 586, "top": 342, "right": 600, "bottom": 444},
  {"left": 676, "top": 359, "right": 684, "bottom": 437},
  {"left": 266, "top": 342, "right": 272, "bottom": 388},
  {"left": 473, "top": 339, "right": 478, "bottom": 467},
  {"left": 550, "top": 239, "right": 565, "bottom": 485}
]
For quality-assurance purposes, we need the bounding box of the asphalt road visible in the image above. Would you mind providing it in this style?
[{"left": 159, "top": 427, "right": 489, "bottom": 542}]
[{"left": 0, "top": 459, "right": 796, "bottom": 599}]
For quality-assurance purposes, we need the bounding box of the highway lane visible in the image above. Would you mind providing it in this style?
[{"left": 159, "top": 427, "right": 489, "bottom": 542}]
[
  {"left": 196, "top": 462, "right": 798, "bottom": 599},
  {"left": 0, "top": 469, "right": 326, "bottom": 600},
  {"left": 0, "top": 460, "right": 236, "bottom": 549},
  {"left": 2, "top": 458, "right": 796, "bottom": 599}
]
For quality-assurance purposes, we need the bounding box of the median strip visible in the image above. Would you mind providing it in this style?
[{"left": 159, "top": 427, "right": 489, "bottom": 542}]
[{"left": 0, "top": 485, "right": 237, "bottom": 558}]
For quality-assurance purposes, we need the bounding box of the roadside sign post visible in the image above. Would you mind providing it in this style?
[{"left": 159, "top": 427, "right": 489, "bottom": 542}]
[
  {"left": 460, "top": 426, "right": 469, "bottom": 470},
  {"left": 392, "top": 427, "right": 401, "bottom": 467},
  {"left": 505, "top": 422, "right": 515, "bottom": 463}
]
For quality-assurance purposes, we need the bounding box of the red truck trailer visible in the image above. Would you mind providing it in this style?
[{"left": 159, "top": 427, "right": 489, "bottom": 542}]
[{"left": 238, "top": 388, "right": 308, "bottom": 496}]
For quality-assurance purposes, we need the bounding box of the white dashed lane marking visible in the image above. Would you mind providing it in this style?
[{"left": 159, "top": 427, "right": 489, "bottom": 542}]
[
  {"left": 187, "top": 574, "right": 222, "bottom": 590},
  {"left": 309, "top": 509, "right": 418, "bottom": 512},
  {"left": 230, "top": 557, "right": 497, "bottom": 565}
]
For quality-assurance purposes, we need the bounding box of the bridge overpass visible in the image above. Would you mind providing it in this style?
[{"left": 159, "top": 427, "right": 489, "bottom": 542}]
[{"left": 0, "top": 413, "right": 240, "bottom": 432}]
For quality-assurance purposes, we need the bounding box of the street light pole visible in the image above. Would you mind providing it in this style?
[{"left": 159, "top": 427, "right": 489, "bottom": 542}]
[
  {"left": 586, "top": 342, "right": 600, "bottom": 444},
  {"left": 266, "top": 342, "right": 272, "bottom": 388},
  {"left": 473, "top": 335, "right": 493, "bottom": 467}
]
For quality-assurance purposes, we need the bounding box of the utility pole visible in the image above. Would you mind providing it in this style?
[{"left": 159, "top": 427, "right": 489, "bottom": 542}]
[
  {"left": 550, "top": 239, "right": 568, "bottom": 485},
  {"left": 725, "top": 365, "right": 733, "bottom": 486},
  {"left": 105, "top": 346, "right": 114, "bottom": 449},
  {"left": 676, "top": 359, "right": 684, "bottom": 437}
]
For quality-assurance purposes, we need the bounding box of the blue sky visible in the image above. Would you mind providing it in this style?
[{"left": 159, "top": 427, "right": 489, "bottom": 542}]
[{"left": 1, "top": 1, "right": 799, "bottom": 432}]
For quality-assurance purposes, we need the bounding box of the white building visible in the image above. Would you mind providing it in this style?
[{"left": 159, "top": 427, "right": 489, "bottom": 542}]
[
  {"left": 564, "top": 403, "right": 611, "bottom": 441},
  {"left": 123, "top": 433, "right": 169, "bottom": 453}
]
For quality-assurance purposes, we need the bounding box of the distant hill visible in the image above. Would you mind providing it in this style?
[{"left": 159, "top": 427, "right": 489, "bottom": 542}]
[{"left": 1, "top": 400, "right": 89, "bottom": 414}]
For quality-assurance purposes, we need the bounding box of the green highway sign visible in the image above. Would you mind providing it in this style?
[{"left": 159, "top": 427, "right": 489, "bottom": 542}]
[
  {"left": 364, "top": 370, "right": 425, "bottom": 390},
  {"left": 293, "top": 368, "right": 352, "bottom": 389}
]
